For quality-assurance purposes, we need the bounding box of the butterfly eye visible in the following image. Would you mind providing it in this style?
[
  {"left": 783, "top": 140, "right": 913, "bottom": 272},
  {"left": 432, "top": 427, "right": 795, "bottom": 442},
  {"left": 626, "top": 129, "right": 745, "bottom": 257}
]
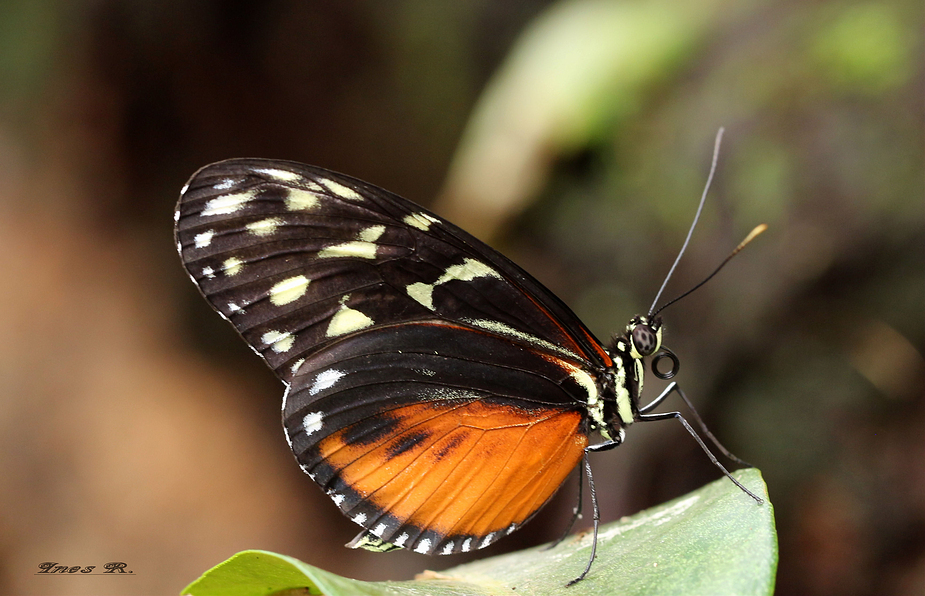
[{"left": 631, "top": 323, "right": 659, "bottom": 356}]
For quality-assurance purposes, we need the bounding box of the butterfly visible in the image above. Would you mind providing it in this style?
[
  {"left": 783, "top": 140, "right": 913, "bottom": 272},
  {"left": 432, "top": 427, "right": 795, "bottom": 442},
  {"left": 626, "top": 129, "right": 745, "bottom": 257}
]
[{"left": 174, "top": 154, "right": 763, "bottom": 584}]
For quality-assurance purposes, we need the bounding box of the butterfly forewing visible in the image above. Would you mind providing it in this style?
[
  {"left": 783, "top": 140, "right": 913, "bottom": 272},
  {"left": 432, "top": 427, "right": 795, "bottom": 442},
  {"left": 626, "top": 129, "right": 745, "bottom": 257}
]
[{"left": 174, "top": 158, "right": 609, "bottom": 554}]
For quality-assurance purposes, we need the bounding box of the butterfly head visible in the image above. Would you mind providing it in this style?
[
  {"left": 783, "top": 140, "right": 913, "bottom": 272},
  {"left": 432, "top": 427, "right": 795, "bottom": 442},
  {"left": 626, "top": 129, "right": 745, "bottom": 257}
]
[{"left": 626, "top": 315, "right": 662, "bottom": 359}]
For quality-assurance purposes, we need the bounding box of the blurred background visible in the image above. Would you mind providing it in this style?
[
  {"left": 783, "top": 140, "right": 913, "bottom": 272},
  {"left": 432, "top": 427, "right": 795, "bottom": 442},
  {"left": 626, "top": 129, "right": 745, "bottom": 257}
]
[{"left": 0, "top": 1, "right": 921, "bottom": 594}]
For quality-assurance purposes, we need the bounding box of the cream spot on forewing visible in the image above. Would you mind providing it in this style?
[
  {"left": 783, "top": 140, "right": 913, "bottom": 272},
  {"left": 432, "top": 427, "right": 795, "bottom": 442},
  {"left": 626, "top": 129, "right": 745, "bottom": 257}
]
[
  {"left": 302, "top": 411, "right": 323, "bottom": 436},
  {"left": 414, "top": 539, "right": 432, "bottom": 554},
  {"left": 326, "top": 304, "right": 373, "bottom": 337},
  {"left": 223, "top": 257, "right": 243, "bottom": 276},
  {"left": 465, "top": 319, "right": 581, "bottom": 361},
  {"left": 246, "top": 217, "right": 283, "bottom": 236},
  {"left": 269, "top": 275, "right": 310, "bottom": 305},
  {"left": 201, "top": 190, "right": 256, "bottom": 216},
  {"left": 436, "top": 258, "right": 500, "bottom": 285},
  {"left": 319, "top": 178, "right": 363, "bottom": 201},
  {"left": 254, "top": 167, "right": 300, "bottom": 182},
  {"left": 406, "top": 282, "right": 435, "bottom": 310},
  {"left": 194, "top": 230, "right": 214, "bottom": 248},
  {"left": 262, "top": 330, "right": 295, "bottom": 353},
  {"left": 310, "top": 369, "right": 345, "bottom": 395},
  {"left": 318, "top": 241, "right": 377, "bottom": 259},
  {"left": 402, "top": 212, "right": 440, "bottom": 231},
  {"left": 405, "top": 259, "right": 501, "bottom": 312},
  {"left": 358, "top": 225, "right": 386, "bottom": 242},
  {"left": 318, "top": 225, "right": 386, "bottom": 259},
  {"left": 568, "top": 365, "right": 599, "bottom": 403},
  {"left": 284, "top": 188, "right": 319, "bottom": 211}
]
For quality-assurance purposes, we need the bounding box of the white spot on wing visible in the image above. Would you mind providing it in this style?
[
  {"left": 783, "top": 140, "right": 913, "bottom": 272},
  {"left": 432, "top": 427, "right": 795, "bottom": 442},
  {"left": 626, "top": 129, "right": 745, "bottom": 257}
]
[
  {"left": 479, "top": 533, "right": 494, "bottom": 549},
  {"left": 461, "top": 538, "right": 472, "bottom": 552},
  {"left": 290, "top": 358, "right": 305, "bottom": 375},
  {"left": 302, "top": 412, "right": 323, "bottom": 436},
  {"left": 353, "top": 512, "right": 367, "bottom": 525},
  {"left": 194, "top": 230, "right": 214, "bottom": 248},
  {"left": 246, "top": 217, "right": 283, "bottom": 236},
  {"left": 310, "top": 369, "right": 345, "bottom": 395},
  {"left": 201, "top": 190, "right": 255, "bottom": 216},
  {"left": 414, "top": 538, "right": 432, "bottom": 554},
  {"left": 441, "top": 541, "right": 454, "bottom": 555},
  {"left": 269, "top": 275, "right": 310, "bottom": 305},
  {"left": 372, "top": 523, "right": 388, "bottom": 538},
  {"left": 331, "top": 493, "right": 346, "bottom": 506},
  {"left": 262, "top": 329, "right": 295, "bottom": 353},
  {"left": 202, "top": 266, "right": 215, "bottom": 279},
  {"left": 213, "top": 178, "right": 235, "bottom": 190},
  {"left": 394, "top": 533, "right": 409, "bottom": 548}
]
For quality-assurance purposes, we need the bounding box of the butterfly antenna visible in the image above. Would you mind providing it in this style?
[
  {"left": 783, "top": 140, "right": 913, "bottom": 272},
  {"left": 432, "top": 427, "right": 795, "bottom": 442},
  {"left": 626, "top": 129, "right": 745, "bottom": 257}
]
[
  {"left": 651, "top": 223, "right": 767, "bottom": 319},
  {"left": 648, "top": 128, "right": 725, "bottom": 317}
]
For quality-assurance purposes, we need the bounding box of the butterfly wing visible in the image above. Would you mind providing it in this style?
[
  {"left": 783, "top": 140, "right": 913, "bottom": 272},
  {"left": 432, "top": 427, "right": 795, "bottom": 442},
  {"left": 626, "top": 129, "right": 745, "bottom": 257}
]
[{"left": 174, "top": 158, "right": 609, "bottom": 554}]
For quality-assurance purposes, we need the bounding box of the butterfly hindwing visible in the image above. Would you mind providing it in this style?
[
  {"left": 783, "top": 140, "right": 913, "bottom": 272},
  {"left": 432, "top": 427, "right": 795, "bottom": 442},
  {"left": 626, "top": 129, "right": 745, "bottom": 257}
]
[
  {"left": 285, "top": 321, "right": 590, "bottom": 553},
  {"left": 174, "top": 158, "right": 609, "bottom": 554}
]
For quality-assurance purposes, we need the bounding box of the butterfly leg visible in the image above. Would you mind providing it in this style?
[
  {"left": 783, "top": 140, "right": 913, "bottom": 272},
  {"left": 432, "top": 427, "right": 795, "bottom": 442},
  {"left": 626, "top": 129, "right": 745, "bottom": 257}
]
[
  {"left": 637, "top": 384, "right": 763, "bottom": 504},
  {"left": 563, "top": 436, "right": 623, "bottom": 586},
  {"left": 639, "top": 381, "right": 755, "bottom": 468}
]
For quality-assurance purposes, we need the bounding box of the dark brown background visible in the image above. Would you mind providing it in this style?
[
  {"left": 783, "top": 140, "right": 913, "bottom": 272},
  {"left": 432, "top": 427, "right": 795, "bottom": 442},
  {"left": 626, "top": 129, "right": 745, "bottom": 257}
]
[{"left": 1, "top": 1, "right": 921, "bottom": 595}]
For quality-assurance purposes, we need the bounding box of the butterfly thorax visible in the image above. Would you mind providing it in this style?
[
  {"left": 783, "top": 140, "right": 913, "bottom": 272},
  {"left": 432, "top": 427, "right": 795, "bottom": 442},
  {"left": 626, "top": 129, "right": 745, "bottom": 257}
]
[{"left": 594, "top": 316, "right": 663, "bottom": 441}]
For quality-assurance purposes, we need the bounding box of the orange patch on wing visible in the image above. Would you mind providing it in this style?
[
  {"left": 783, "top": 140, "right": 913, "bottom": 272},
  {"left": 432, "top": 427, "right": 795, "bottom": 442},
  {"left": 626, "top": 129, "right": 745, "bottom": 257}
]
[{"left": 317, "top": 400, "right": 587, "bottom": 539}]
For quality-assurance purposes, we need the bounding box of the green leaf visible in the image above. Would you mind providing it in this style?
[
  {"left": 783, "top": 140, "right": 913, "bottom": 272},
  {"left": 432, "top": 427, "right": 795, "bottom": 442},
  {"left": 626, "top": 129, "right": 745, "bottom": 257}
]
[{"left": 182, "top": 468, "right": 776, "bottom": 596}]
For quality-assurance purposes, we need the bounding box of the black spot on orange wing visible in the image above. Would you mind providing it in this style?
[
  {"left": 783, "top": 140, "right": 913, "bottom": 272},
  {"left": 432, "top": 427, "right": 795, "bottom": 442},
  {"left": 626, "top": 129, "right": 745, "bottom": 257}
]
[
  {"left": 386, "top": 429, "right": 433, "bottom": 458},
  {"left": 432, "top": 431, "right": 469, "bottom": 462}
]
